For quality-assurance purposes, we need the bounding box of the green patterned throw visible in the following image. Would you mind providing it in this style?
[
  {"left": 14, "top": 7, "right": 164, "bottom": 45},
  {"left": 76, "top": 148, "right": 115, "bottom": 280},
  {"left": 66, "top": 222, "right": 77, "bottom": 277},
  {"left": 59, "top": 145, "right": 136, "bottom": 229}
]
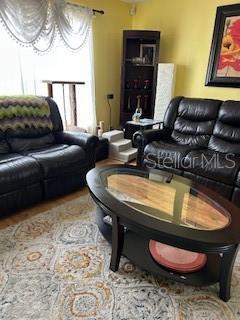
[{"left": 0, "top": 96, "right": 53, "bottom": 131}]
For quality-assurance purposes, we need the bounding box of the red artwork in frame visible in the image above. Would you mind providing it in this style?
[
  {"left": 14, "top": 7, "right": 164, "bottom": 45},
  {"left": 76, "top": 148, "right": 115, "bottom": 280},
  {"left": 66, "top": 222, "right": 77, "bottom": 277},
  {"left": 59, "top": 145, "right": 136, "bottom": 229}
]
[
  {"left": 217, "top": 16, "right": 240, "bottom": 76},
  {"left": 206, "top": 4, "right": 240, "bottom": 87}
]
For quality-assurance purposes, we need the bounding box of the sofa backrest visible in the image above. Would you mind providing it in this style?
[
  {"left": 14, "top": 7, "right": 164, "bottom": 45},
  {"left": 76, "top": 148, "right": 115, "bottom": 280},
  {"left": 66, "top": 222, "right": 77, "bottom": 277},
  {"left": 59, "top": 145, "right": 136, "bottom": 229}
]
[
  {"left": 0, "top": 96, "right": 63, "bottom": 153},
  {"left": 164, "top": 97, "right": 221, "bottom": 147},
  {"left": 46, "top": 97, "right": 63, "bottom": 133},
  {"left": 209, "top": 101, "right": 240, "bottom": 154},
  {"left": 0, "top": 132, "right": 10, "bottom": 154}
]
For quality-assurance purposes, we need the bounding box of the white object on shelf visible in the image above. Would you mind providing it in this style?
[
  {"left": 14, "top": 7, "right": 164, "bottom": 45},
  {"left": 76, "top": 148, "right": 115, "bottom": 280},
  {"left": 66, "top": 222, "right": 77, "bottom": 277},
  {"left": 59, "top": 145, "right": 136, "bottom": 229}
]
[{"left": 154, "top": 63, "right": 176, "bottom": 122}]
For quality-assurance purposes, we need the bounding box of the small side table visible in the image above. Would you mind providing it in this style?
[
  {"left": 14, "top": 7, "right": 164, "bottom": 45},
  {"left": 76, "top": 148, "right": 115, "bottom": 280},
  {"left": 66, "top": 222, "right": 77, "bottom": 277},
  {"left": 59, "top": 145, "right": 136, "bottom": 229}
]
[{"left": 124, "top": 119, "right": 163, "bottom": 140}]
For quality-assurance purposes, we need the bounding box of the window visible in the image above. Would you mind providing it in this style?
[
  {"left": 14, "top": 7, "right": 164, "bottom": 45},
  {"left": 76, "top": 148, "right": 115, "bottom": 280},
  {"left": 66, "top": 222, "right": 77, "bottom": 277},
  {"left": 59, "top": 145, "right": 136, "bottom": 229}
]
[{"left": 0, "top": 24, "right": 96, "bottom": 132}]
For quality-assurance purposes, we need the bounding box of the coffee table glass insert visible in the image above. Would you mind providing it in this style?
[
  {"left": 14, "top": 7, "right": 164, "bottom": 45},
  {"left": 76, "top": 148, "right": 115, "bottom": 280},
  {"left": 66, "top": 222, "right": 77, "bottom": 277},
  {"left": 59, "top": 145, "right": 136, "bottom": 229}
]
[{"left": 106, "top": 170, "right": 230, "bottom": 231}]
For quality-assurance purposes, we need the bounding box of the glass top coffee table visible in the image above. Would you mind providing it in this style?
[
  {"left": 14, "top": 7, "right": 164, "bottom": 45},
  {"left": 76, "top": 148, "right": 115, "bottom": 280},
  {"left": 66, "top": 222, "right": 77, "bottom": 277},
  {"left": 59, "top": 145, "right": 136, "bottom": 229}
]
[{"left": 87, "top": 165, "right": 240, "bottom": 301}]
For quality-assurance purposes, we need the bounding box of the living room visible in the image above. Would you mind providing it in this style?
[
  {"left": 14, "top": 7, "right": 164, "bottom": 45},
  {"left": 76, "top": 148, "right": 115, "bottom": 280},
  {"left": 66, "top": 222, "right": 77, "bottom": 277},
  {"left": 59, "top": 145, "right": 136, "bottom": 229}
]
[{"left": 0, "top": 0, "right": 240, "bottom": 319}]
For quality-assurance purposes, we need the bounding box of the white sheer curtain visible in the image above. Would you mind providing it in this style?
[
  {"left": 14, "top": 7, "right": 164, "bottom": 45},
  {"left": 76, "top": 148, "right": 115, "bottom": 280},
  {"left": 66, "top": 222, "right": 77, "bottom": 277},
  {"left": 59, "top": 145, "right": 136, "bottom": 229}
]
[
  {"left": 0, "top": 0, "right": 93, "bottom": 52},
  {"left": 0, "top": 23, "right": 97, "bottom": 133}
]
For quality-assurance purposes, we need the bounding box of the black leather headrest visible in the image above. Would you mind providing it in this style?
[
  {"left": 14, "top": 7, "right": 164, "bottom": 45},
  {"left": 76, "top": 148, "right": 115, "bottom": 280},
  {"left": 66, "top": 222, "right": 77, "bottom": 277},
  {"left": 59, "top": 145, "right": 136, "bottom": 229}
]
[
  {"left": 218, "top": 101, "right": 240, "bottom": 125},
  {"left": 178, "top": 98, "right": 221, "bottom": 121}
]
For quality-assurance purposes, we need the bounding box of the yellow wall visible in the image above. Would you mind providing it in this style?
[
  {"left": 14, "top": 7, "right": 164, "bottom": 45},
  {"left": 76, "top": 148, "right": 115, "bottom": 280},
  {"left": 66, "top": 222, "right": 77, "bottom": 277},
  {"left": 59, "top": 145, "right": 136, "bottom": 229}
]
[
  {"left": 71, "top": 1, "right": 240, "bottom": 128},
  {"left": 133, "top": 0, "right": 240, "bottom": 101},
  {"left": 71, "top": 0, "right": 132, "bottom": 129}
]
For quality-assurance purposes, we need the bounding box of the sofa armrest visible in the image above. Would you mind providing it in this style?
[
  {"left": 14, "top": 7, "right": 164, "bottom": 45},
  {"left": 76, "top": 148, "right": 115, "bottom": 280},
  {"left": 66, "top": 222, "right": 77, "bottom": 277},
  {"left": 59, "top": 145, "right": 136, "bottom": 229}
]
[
  {"left": 133, "top": 128, "right": 171, "bottom": 168},
  {"left": 55, "top": 131, "right": 99, "bottom": 168},
  {"left": 133, "top": 128, "right": 170, "bottom": 147},
  {"left": 55, "top": 131, "right": 99, "bottom": 152}
]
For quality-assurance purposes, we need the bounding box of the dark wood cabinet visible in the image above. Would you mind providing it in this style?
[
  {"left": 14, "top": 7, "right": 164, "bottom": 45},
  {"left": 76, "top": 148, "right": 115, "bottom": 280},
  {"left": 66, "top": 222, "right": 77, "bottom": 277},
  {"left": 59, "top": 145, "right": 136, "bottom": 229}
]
[{"left": 120, "top": 30, "right": 160, "bottom": 126}]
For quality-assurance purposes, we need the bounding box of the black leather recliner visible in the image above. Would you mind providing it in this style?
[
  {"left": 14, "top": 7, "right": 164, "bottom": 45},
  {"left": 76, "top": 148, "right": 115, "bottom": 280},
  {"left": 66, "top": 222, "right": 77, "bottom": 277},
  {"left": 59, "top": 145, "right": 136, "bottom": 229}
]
[
  {"left": 133, "top": 96, "right": 240, "bottom": 208},
  {"left": 0, "top": 97, "right": 99, "bottom": 215}
]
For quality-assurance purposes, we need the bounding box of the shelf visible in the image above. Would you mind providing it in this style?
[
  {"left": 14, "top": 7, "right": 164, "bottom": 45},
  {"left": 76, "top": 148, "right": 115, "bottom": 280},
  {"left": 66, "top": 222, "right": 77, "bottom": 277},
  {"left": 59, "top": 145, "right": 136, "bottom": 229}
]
[
  {"left": 121, "top": 30, "right": 160, "bottom": 127},
  {"left": 125, "top": 89, "right": 152, "bottom": 93},
  {"left": 96, "top": 209, "right": 220, "bottom": 287},
  {"left": 123, "top": 111, "right": 133, "bottom": 114},
  {"left": 126, "top": 64, "right": 155, "bottom": 68},
  {"left": 123, "top": 231, "right": 220, "bottom": 287}
]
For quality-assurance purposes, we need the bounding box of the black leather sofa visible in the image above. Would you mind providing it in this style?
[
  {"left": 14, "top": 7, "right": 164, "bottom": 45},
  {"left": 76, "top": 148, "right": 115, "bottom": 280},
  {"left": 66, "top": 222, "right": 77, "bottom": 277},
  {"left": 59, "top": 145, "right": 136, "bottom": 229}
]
[
  {"left": 133, "top": 96, "right": 240, "bottom": 208},
  {"left": 0, "top": 97, "right": 98, "bottom": 215}
]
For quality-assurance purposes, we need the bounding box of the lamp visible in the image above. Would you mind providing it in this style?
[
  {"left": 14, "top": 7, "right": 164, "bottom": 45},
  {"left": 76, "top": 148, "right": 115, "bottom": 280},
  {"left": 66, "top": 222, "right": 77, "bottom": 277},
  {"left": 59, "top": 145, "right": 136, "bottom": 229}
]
[{"left": 120, "top": 0, "right": 146, "bottom": 16}]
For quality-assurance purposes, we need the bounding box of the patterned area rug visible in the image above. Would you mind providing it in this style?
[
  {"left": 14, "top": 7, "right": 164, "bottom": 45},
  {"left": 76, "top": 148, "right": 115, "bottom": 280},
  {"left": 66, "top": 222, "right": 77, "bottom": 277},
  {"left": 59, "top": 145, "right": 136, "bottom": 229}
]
[{"left": 0, "top": 190, "right": 239, "bottom": 320}]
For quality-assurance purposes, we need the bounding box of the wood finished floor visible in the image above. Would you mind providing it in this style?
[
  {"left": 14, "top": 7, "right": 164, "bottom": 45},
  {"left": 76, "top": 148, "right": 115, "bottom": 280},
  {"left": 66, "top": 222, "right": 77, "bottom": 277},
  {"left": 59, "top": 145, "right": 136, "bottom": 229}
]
[{"left": 0, "top": 159, "right": 135, "bottom": 229}]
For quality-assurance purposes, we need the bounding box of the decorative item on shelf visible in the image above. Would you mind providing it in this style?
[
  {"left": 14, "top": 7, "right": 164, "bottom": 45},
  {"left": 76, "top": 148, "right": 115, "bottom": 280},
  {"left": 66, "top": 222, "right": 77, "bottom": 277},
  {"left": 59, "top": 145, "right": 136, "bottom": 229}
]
[
  {"left": 136, "top": 95, "right": 142, "bottom": 109},
  {"left": 127, "top": 96, "right": 131, "bottom": 111},
  {"left": 125, "top": 80, "right": 131, "bottom": 89},
  {"left": 143, "top": 79, "right": 151, "bottom": 90},
  {"left": 132, "top": 105, "right": 142, "bottom": 122},
  {"left": 138, "top": 79, "right": 142, "bottom": 89},
  {"left": 133, "top": 79, "right": 139, "bottom": 89},
  {"left": 144, "top": 95, "right": 148, "bottom": 110},
  {"left": 132, "top": 95, "right": 142, "bottom": 122},
  {"left": 140, "top": 44, "right": 156, "bottom": 66},
  {"left": 131, "top": 57, "right": 146, "bottom": 65}
]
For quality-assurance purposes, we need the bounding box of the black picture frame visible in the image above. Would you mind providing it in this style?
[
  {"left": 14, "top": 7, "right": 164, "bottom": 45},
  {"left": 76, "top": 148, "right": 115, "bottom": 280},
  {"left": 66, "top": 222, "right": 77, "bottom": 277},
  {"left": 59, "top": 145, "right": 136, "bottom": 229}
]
[
  {"left": 140, "top": 44, "right": 156, "bottom": 66},
  {"left": 205, "top": 4, "right": 240, "bottom": 88}
]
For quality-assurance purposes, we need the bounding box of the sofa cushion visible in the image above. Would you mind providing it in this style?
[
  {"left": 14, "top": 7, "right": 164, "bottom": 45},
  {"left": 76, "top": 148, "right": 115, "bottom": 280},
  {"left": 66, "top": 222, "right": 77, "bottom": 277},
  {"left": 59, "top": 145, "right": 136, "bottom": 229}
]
[
  {"left": 0, "top": 154, "right": 41, "bottom": 194},
  {"left": 8, "top": 133, "right": 55, "bottom": 153},
  {"left": 184, "top": 150, "right": 240, "bottom": 185},
  {"left": 166, "top": 98, "right": 221, "bottom": 147},
  {"left": 25, "top": 144, "right": 88, "bottom": 178},
  {"left": 209, "top": 101, "right": 240, "bottom": 154},
  {"left": 144, "top": 140, "right": 199, "bottom": 169}
]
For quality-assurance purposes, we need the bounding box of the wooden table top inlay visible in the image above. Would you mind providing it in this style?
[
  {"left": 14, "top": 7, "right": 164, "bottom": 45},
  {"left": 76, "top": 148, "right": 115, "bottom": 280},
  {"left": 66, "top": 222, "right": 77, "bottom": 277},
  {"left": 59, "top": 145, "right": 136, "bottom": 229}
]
[{"left": 107, "top": 174, "right": 229, "bottom": 230}]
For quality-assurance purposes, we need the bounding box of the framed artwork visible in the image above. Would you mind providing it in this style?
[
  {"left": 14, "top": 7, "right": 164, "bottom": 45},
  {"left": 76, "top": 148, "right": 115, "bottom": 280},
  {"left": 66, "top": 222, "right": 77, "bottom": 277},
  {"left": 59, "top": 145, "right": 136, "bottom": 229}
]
[
  {"left": 140, "top": 44, "right": 156, "bottom": 65},
  {"left": 206, "top": 4, "right": 240, "bottom": 87}
]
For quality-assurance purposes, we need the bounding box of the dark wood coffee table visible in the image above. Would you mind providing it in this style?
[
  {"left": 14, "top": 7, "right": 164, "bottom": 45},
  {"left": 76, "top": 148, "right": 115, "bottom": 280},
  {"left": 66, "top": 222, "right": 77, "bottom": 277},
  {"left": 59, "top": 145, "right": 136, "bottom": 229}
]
[{"left": 86, "top": 165, "right": 240, "bottom": 302}]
